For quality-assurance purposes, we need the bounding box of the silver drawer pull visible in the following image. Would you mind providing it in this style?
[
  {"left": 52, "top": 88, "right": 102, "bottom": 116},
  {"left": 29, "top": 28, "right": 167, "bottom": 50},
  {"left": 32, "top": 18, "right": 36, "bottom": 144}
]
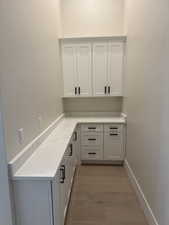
[
  {"left": 88, "top": 138, "right": 96, "bottom": 141},
  {"left": 88, "top": 152, "right": 96, "bottom": 155}
]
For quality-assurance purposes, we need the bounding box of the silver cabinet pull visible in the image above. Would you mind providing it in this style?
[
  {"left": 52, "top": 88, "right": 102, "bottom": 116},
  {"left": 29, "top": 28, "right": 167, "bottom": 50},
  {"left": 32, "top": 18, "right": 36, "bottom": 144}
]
[
  {"left": 73, "top": 131, "right": 77, "bottom": 141},
  {"left": 69, "top": 144, "right": 73, "bottom": 156},
  {"left": 88, "top": 138, "right": 96, "bottom": 141},
  {"left": 88, "top": 127, "right": 96, "bottom": 130},
  {"left": 60, "top": 165, "right": 65, "bottom": 183}
]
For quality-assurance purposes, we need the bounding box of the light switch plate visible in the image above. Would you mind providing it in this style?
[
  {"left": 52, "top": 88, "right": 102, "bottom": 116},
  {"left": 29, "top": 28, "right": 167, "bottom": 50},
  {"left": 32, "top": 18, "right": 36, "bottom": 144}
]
[
  {"left": 38, "top": 116, "right": 42, "bottom": 130},
  {"left": 18, "top": 128, "right": 24, "bottom": 145}
]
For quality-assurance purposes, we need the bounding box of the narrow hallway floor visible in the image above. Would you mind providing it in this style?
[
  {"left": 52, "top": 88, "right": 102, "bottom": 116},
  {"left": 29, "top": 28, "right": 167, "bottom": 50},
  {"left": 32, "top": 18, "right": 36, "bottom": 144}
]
[{"left": 65, "top": 165, "right": 148, "bottom": 225}]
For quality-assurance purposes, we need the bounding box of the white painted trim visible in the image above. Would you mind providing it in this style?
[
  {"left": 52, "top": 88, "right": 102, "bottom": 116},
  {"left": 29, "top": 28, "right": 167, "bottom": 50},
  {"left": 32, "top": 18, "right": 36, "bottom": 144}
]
[
  {"left": 0, "top": 111, "right": 13, "bottom": 225},
  {"left": 121, "top": 112, "right": 127, "bottom": 119},
  {"left": 9, "top": 113, "right": 65, "bottom": 176},
  {"left": 59, "top": 35, "right": 127, "bottom": 41},
  {"left": 124, "top": 160, "right": 159, "bottom": 225}
]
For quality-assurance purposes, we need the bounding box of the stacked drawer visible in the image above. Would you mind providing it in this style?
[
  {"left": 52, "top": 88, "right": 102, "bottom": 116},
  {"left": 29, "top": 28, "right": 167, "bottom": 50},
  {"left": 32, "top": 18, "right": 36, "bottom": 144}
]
[{"left": 80, "top": 124, "right": 103, "bottom": 160}]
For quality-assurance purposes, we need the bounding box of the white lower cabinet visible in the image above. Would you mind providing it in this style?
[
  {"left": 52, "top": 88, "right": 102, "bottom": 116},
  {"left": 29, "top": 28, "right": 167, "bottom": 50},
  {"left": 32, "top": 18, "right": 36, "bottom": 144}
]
[
  {"left": 12, "top": 122, "right": 125, "bottom": 225},
  {"left": 13, "top": 135, "right": 78, "bottom": 225},
  {"left": 80, "top": 123, "right": 125, "bottom": 162},
  {"left": 104, "top": 124, "right": 124, "bottom": 160},
  {"left": 80, "top": 124, "right": 104, "bottom": 161}
]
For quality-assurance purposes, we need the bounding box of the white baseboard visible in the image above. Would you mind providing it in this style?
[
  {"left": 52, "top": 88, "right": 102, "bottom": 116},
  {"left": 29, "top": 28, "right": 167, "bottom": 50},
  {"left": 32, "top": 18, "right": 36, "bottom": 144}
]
[
  {"left": 9, "top": 113, "right": 64, "bottom": 176},
  {"left": 124, "top": 160, "right": 159, "bottom": 225}
]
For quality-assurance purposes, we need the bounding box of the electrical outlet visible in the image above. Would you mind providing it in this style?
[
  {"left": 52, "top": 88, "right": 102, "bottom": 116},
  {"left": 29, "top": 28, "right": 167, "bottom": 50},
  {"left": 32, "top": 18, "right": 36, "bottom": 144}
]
[
  {"left": 18, "top": 128, "right": 24, "bottom": 145},
  {"left": 38, "top": 116, "right": 42, "bottom": 130}
]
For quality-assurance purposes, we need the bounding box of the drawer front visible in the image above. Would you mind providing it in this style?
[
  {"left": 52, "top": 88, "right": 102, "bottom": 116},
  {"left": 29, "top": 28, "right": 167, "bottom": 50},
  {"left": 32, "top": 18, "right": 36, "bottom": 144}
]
[
  {"left": 81, "top": 124, "right": 103, "bottom": 132},
  {"left": 104, "top": 124, "right": 122, "bottom": 134},
  {"left": 81, "top": 134, "right": 103, "bottom": 146},
  {"left": 81, "top": 147, "right": 103, "bottom": 160}
]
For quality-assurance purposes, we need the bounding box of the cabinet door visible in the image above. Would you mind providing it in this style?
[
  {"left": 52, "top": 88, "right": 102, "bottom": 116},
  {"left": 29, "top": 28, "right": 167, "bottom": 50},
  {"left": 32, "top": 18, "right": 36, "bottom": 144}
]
[
  {"left": 104, "top": 132, "right": 124, "bottom": 160},
  {"left": 66, "top": 143, "right": 74, "bottom": 190},
  {"left": 77, "top": 44, "right": 92, "bottom": 96},
  {"left": 62, "top": 45, "right": 78, "bottom": 97},
  {"left": 59, "top": 156, "right": 68, "bottom": 222},
  {"left": 52, "top": 170, "right": 62, "bottom": 225},
  {"left": 73, "top": 126, "right": 81, "bottom": 165},
  {"left": 93, "top": 42, "right": 108, "bottom": 96},
  {"left": 13, "top": 181, "right": 53, "bottom": 225},
  {"left": 108, "top": 42, "right": 124, "bottom": 96}
]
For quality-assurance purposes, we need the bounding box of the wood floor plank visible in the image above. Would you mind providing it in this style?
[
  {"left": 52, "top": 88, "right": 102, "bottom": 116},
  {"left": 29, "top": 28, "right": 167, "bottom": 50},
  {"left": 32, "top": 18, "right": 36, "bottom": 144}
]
[
  {"left": 77, "top": 165, "right": 127, "bottom": 177},
  {"left": 65, "top": 165, "right": 148, "bottom": 225}
]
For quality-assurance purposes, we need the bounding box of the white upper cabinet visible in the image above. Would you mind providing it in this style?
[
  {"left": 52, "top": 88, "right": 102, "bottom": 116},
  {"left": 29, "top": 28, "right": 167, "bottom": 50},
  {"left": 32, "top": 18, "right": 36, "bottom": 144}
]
[
  {"left": 93, "top": 42, "right": 108, "bottom": 96},
  {"left": 93, "top": 41, "right": 124, "bottom": 97},
  {"left": 62, "top": 44, "right": 77, "bottom": 97},
  {"left": 108, "top": 42, "right": 124, "bottom": 96},
  {"left": 62, "top": 43, "right": 92, "bottom": 97},
  {"left": 77, "top": 44, "right": 92, "bottom": 96},
  {"left": 62, "top": 39, "right": 125, "bottom": 97}
]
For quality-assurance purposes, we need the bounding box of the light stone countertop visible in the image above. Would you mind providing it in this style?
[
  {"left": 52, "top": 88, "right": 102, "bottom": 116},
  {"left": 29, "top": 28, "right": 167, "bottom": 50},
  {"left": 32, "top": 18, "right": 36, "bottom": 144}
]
[{"left": 13, "top": 116, "right": 126, "bottom": 180}]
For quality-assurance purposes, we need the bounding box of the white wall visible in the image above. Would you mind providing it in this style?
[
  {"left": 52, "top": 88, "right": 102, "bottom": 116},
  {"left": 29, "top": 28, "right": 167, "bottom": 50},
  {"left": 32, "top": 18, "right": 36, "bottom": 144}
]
[
  {"left": 125, "top": 0, "right": 169, "bottom": 225},
  {"left": 63, "top": 97, "right": 122, "bottom": 114},
  {"left": 0, "top": 0, "right": 63, "bottom": 161},
  {"left": 56, "top": 0, "right": 63, "bottom": 38},
  {"left": 61, "top": 0, "right": 125, "bottom": 37}
]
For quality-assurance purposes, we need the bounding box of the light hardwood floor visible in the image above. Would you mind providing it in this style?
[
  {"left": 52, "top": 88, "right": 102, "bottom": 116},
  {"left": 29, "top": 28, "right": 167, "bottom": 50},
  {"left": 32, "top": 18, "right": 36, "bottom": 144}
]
[{"left": 65, "top": 165, "right": 148, "bottom": 225}]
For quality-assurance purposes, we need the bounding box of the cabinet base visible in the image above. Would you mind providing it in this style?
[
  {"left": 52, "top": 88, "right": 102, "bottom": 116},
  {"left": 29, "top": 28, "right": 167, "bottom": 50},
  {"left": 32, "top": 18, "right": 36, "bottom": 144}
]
[{"left": 81, "top": 160, "right": 124, "bottom": 166}]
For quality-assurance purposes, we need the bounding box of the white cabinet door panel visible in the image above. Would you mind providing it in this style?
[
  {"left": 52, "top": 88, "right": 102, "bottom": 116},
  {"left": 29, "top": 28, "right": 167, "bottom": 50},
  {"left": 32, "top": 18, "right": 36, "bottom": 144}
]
[
  {"left": 13, "top": 181, "right": 53, "bottom": 225},
  {"left": 104, "top": 133, "right": 124, "bottom": 160},
  {"left": 62, "top": 45, "right": 77, "bottom": 96},
  {"left": 77, "top": 44, "right": 92, "bottom": 96},
  {"left": 52, "top": 171, "right": 62, "bottom": 225},
  {"left": 59, "top": 156, "right": 67, "bottom": 221},
  {"left": 108, "top": 42, "right": 124, "bottom": 96},
  {"left": 93, "top": 43, "right": 108, "bottom": 96},
  {"left": 73, "top": 128, "right": 80, "bottom": 165}
]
